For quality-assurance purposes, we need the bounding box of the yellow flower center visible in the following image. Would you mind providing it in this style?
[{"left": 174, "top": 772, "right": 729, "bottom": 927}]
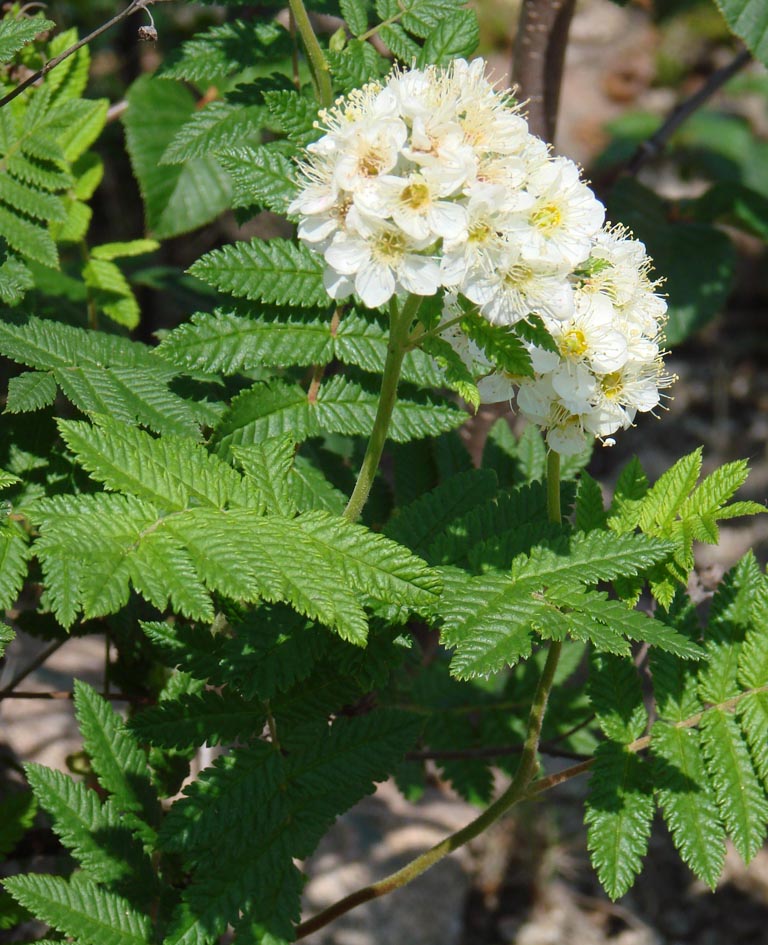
[
  {"left": 601, "top": 371, "right": 624, "bottom": 400},
  {"left": 560, "top": 328, "right": 588, "bottom": 358},
  {"left": 400, "top": 182, "right": 431, "bottom": 211},
  {"left": 359, "top": 147, "right": 386, "bottom": 178},
  {"left": 371, "top": 230, "right": 406, "bottom": 265},
  {"left": 503, "top": 264, "right": 533, "bottom": 289},
  {"left": 531, "top": 201, "right": 563, "bottom": 234},
  {"left": 468, "top": 221, "right": 493, "bottom": 244}
]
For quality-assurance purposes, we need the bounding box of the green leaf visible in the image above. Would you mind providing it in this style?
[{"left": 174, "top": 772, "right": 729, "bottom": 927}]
[
  {"left": 160, "top": 712, "right": 420, "bottom": 945},
  {"left": 0, "top": 790, "right": 36, "bottom": 859},
  {"left": 575, "top": 472, "right": 606, "bottom": 532},
  {"left": 417, "top": 9, "right": 479, "bottom": 65},
  {"left": 3, "top": 874, "right": 151, "bottom": 945},
  {"left": 91, "top": 240, "right": 160, "bottom": 261},
  {"left": 263, "top": 90, "right": 320, "bottom": 148},
  {"left": 651, "top": 722, "right": 725, "bottom": 888},
  {"left": 5, "top": 370, "right": 58, "bottom": 413},
  {"left": 0, "top": 14, "right": 55, "bottom": 62},
  {"left": 589, "top": 654, "right": 647, "bottom": 743},
  {"left": 441, "top": 570, "right": 538, "bottom": 678},
  {"left": 0, "top": 524, "right": 29, "bottom": 610},
  {"left": 233, "top": 436, "right": 297, "bottom": 516},
  {"left": 162, "top": 20, "right": 292, "bottom": 83},
  {"left": 0, "top": 203, "right": 58, "bottom": 267},
  {"left": 189, "top": 239, "right": 328, "bottom": 308},
  {"left": 585, "top": 742, "right": 654, "bottom": 900},
  {"left": 129, "top": 691, "right": 266, "bottom": 750},
  {"left": 73, "top": 681, "right": 161, "bottom": 834},
  {"left": 700, "top": 709, "right": 768, "bottom": 863},
  {"left": 24, "top": 765, "right": 154, "bottom": 891},
  {"left": 58, "top": 417, "right": 257, "bottom": 514},
  {"left": 327, "top": 40, "right": 388, "bottom": 91},
  {"left": 461, "top": 310, "right": 533, "bottom": 378},
  {"left": 714, "top": 0, "right": 768, "bottom": 66},
  {"left": 219, "top": 145, "right": 297, "bottom": 215},
  {"left": 384, "top": 468, "right": 498, "bottom": 558},
  {"left": 380, "top": 23, "right": 422, "bottom": 62},
  {"left": 158, "top": 308, "right": 334, "bottom": 374},
  {"left": 124, "top": 76, "right": 231, "bottom": 239},
  {"left": 215, "top": 376, "right": 464, "bottom": 455},
  {"left": 161, "top": 101, "right": 266, "bottom": 165},
  {"left": 340, "top": 0, "right": 369, "bottom": 35}
]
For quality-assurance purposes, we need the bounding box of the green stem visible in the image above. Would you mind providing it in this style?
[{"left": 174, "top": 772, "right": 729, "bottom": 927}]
[
  {"left": 343, "top": 294, "right": 421, "bottom": 523},
  {"left": 296, "top": 639, "right": 562, "bottom": 940},
  {"left": 287, "top": 0, "right": 333, "bottom": 108},
  {"left": 297, "top": 449, "right": 565, "bottom": 940},
  {"left": 547, "top": 449, "right": 561, "bottom": 524}
]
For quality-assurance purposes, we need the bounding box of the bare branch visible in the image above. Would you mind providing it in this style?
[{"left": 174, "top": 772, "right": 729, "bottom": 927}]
[
  {"left": 626, "top": 46, "right": 751, "bottom": 176},
  {"left": 0, "top": 0, "right": 171, "bottom": 110}
]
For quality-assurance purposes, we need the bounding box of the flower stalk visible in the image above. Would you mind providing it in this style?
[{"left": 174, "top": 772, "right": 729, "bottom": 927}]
[
  {"left": 344, "top": 294, "right": 421, "bottom": 522},
  {"left": 298, "top": 453, "right": 564, "bottom": 939},
  {"left": 286, "top": 0, "right": 333, "bottom": 108}
]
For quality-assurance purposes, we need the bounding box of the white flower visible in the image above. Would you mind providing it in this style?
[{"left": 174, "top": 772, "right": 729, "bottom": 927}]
[
  {"left": 355, "top": 170, "right": 468, "bottom": 242},
  {"left": 508, "top": 157, "right": 605, "bottom": 268},
  {"left": 463, "top": 248, "right": 574, "bottom": 326},
  {"left": 552, "top": 292, "right": 628, "bottom": 374},
  {"left": 324, "top": 219, "right": 440, "bottom": 308}
]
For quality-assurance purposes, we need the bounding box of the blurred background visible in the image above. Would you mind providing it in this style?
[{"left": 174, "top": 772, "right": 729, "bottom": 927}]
[{"left": 2, "top": 1, "right": 768, "bottom": 942}]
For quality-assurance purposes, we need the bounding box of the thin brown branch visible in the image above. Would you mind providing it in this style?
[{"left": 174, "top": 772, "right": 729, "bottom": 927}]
[
  {"left": 0, "top": 638, "right": 66, "bottom": 697},
  {"left": 0, "top": 0, "right": 171, "bottom": 110},
  {"left": 405, "top": 742, "right": 590, "bottom": 763},
  {"left": 626, "top": 46, "right": 752, "bottom": 176},
  {"left": 0, "top": 689, "right": 149, "bottom": 703},
  {"left": 512, "top": 0, "right": 577, "bottom": 143}
]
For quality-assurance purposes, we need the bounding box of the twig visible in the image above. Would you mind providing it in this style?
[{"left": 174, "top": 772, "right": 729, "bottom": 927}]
[
  {"left": 405, "top": 742, "right": 590, "bottom": 763},
  {"left": 296, "top": 640, "right": 564, "bottom": 939},
  {"left": 0, "top": 0, "right": 170, "bottom": 110},
  {"left": 0, "top": 638, "right": 66, "bottom": 697},
  {"left": 512, "top": 0, "right": 577, "bottom": 142},
  {"left": 0, "top": 689, "right": 149, "bottom": 703},
  {"left": 626, "top": 46, "right": 752, "bottom": 176}
]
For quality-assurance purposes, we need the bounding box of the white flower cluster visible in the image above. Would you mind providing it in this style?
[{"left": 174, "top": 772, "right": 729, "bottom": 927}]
[
  {"left": 441, "top": 226, "right": 674, "bottom": 454},
  {"left": 289, "top": 58, "right": 673, "bottom": 453}
]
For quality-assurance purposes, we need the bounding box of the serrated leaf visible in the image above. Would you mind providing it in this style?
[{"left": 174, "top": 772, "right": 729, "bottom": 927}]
[
  {"left": 3, "top": 874, "right": 151, "bottom": 945},
  {"left": 651, "top": 722, "right": 726, "bottom": 888},
  {"left": 74, "top": 681, "right": 161, "bottom": 834},
  {"left": 58, "top": 417, "right": 256, "bottom": 513},
  {"left": 219, "top": 145, "right": 297, "bottom": 215},
  {"left": 340, "top": 0, "right": 368, "bottom": 35},
  {"left": 24, "top": 765, "right": 153, "bottom": 891},
  {"left": 215, "top": 376, "right": 464, "bottom": 455},
  {"left": 0, "top": 14, "right": 55, "bottom": 62},
  {"left": 161, "top": 101, "right": 266, "bottom": 165},
  {"left": 700, "top": 708, "right": 768, "bottom": 863},
  {"left": 441, "top": 571, "right": 538, "bottom": 678},
  {"left": 714, "top": 0, "right": 768, "bottom": 66},
  {"left": 5, "top": 370, "right": 57, "bottom": 413},
  {"left": 585, "top": 742, "right": 654, "bottom": 900},
  {"left": 129, "top": 691, "right": 266, "bottom": 750},
  {"left": 162, "top": 20, "right": 292, "bottom": 84},
  {"left": 190, "top": 238, "right": 328, "bottom": 308},
  {"left": 384, "top": 468, "right": 498, "bottom": 558},
  {"left": 575, "top": 472, "right": 605, "bottom": 532},
  {"left": 417, "top": 9, "right": 479, "bottom": 66},
  {"left": 0, "top": 524, "right": 29, "bottom": 609},
  {"left": 589, "top": 654, "right": 647, "bottom": 743}
]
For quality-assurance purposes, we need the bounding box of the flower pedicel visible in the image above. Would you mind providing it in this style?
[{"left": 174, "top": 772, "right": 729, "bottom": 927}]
[{"left": 289, "top": 58, "right": 674, "bottom": 454}]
